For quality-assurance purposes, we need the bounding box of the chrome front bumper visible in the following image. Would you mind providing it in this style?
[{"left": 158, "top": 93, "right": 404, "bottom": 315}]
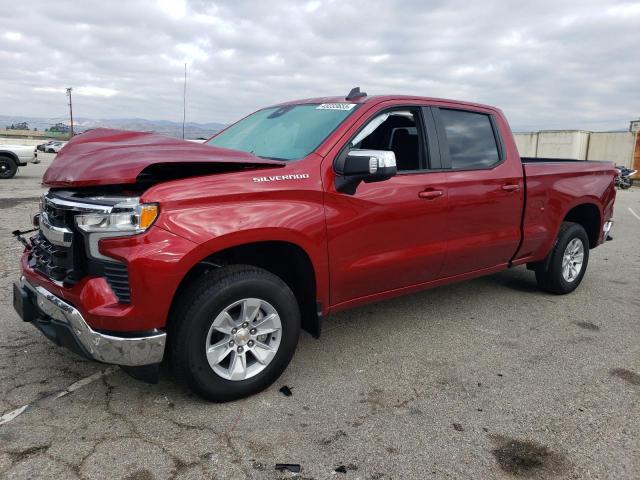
[
  {"left": 603, "top": 220, "right": 613, "bottom": 241},
  {"left": 18, "top": 277, "right": 166, "bottom": 366}
]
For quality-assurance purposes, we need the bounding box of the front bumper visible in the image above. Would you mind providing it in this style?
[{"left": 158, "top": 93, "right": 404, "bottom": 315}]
[{"left": 13, "top": 276, "right": 166, "bottom": 366}]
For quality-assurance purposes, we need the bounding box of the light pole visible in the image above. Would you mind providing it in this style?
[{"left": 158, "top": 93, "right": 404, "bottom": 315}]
[
  {"left": 182, "top": 64, "right": 187, "bottom": 140},
  {"left": 66, "top": 87, "right": 74, "bottom": 137}
]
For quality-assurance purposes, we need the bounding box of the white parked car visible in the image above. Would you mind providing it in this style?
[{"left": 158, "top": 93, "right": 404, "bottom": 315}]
[
  {"left": 37, "top": 140, "right": 57, "bottom": 152},
  {"left": 45, "top": 141, "right": 65, "bottom": 153},
  {"left": 0, "top": 144, "right": 39, "bottom": 179}
]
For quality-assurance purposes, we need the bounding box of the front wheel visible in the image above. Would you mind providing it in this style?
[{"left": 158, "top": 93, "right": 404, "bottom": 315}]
[
  {"left": 535, "top": 222, "right": 589, "bottom": 294},
  {"left": 170, "top": 265, "right": 300, "bottom": 402}
]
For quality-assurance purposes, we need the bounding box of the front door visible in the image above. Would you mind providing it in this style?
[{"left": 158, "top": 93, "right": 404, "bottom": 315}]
[{"left": 324, "top": 105, "right": 449, "bottom": 306}]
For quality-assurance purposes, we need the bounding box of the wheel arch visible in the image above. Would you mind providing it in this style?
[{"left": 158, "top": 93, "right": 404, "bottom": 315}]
[
  {"left": 0, "top": 150, "right": 19, "bottom": 160},
  {"left": 527, "top": 201, "right": 601, "bottom": 273},
  {"left": 169, "top": 239, "right": 322, "bottom": 339},
  {"left": 562, "top": 202, "right": 601, "bottom": 248},
  {"left": 0, "top": 151, "right": 19, "bottom": 164}
]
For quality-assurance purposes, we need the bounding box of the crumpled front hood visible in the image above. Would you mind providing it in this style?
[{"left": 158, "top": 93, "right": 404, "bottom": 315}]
[{"left": 42, "top": 128, "right": 284, "bottom": 187}]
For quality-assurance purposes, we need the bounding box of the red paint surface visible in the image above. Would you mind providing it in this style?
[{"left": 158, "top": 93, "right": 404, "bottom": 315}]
[
  {"left": 24, "top": 96, "right": 617, "bottom": 333},
  {"left": 22, "top": 227, "right": 197, "bottom": 332}
]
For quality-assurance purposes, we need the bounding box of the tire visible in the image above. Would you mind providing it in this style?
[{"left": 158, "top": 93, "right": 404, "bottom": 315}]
[
  {"left": 621, "top": 179, "right": 633, "bottom": 189},
  {"left": 170, "top": 265, "right": 301, "bottom": 402},
  {"left": 535, "top": 222, "right": 589, "bottom": 295},
  {"left": 0, "top": 156, "right": 18, "bottom": 179}
]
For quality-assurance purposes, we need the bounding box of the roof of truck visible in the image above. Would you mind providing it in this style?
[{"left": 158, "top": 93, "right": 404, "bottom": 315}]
[{"left": 275, "top": 94, "right": 499, "bottom": 112}]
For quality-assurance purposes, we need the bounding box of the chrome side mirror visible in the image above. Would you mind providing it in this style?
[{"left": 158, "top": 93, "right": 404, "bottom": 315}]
[{"left": 334, "top": 149, "right": 397, "bottom": 194}]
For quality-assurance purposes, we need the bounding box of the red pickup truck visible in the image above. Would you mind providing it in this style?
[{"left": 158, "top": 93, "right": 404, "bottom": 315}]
[{"left": 13, "top": 89, "right": 616, "bottom": 401}]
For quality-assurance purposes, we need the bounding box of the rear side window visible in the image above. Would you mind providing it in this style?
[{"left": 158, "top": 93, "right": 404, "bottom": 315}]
[{"left": 439, "top": 109, "right": 500, "bottom": 169}]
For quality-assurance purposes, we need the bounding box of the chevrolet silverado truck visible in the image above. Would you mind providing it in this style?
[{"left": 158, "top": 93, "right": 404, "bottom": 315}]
[
  {"left": 13, "top": 89, "right": 616, "bottom": 401},
  {"left": 0, "top": 143, "right": 39, "bottom": 179}
]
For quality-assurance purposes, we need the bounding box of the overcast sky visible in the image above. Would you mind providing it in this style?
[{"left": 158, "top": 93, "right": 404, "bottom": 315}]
[{"left": 1, "top": 0, "right": 638, "bottom": 131}]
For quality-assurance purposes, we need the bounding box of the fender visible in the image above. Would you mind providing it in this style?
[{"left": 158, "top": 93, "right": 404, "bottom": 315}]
[
  {"left": 513, "top": 161, "right": 616, "bottom": 267},
  {"left": 515, "top": 193, "right": 609, "bottom": 266},
  {"left": 176, "top": 226, "right": 329, "bottom": 312},
  {"left": 140, "top": 154, "right": 330, "bottom": 311}
]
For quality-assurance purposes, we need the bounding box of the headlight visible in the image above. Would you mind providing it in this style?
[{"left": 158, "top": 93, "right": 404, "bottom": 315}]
[{"left": 76, "top": 203, "right": 158, "bottom": 234}]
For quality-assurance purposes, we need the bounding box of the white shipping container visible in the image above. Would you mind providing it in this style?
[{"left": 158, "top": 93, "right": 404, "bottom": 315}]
[
  {"left": 587, "top": 132, "right": 635, "bottom": 167},
  {"left": 536, "top": 131, "right": 590, "bottom": 160}
]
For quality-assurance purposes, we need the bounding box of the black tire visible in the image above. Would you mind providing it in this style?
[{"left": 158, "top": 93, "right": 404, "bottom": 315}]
[
  {"left": 170, "top": 265, "right": 300, "bottom": 402},
  {"left": 535, "top": 222, "right": 589, "bottom": 295},
  {"left": 0, "top": 156, "right": 18, "bottom": 179}
]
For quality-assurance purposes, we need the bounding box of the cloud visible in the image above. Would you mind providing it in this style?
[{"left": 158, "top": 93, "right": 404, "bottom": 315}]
[
  {"left": 34, "top": 87, "right": 65, "bottom": 94},
  {"left": 4, "top": 32, "right": 22, "bottom": 41},
  {"left": 75, "top": 86, "right": 118, "bottom": 97},
  {"left": 0, "top": 0, "right": 638, "bottom": 131}
]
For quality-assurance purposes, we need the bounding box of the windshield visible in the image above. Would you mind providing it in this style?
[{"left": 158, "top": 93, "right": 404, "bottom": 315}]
[{"left": 207, "top": 103, "right": 358, "bottom": 161}]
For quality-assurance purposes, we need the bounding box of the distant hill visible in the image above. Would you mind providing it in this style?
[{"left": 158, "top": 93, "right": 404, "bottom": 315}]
[{"left": 0, "top": 115, "right": 225, "bottom": 140}]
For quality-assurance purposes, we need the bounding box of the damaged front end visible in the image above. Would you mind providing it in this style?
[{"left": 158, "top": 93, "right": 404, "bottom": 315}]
[
  {"left": 12, "top": 190, "right": 170, "bottom": 382},
  {"left": 13, "top": 128, "right": 286, "bottom": 383}
]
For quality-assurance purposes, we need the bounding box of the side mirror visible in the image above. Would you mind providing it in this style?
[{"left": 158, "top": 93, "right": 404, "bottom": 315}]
[{"left": 334, "top": 149, "right": 397, "bottom": 194}]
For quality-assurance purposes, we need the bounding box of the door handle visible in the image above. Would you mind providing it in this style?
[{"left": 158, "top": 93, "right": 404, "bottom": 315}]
[
  {"left": 502, "top": 184, "right": 520, "bottom": 192},
  {"left": 418, "top": 189, "right": 444, "bottom": 200}
]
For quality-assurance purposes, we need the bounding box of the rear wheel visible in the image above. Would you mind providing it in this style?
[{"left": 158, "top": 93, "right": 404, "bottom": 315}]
[
  {"left": 0, "top": 156, "right": 18, "bottom": 179},
  {"left": 535, "top": 222, "right": 589, "bottom": 294},
  {"left": 170, "top": 265, "right": 300, "bottom": 402}
]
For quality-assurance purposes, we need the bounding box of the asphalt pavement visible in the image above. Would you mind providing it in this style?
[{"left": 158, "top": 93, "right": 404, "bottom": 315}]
[{"left": 0, "top": 157, "right": 638, "bottom": 479}]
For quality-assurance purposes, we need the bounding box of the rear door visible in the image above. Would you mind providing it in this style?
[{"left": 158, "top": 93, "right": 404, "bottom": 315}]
[
  {"left": 433, "top": 106, "right": 524, "bottom": 277},
  {"left": 324, "top": 102, "right": 449, "bottom": 306}
]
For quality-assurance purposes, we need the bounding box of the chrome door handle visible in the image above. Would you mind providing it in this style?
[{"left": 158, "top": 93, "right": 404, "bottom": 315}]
[
  {"left": 418, "top": 190, "right": 444, "bottom": 200},
  {"left": 502, "top": 184, "right": 520, "bottom": 192}
]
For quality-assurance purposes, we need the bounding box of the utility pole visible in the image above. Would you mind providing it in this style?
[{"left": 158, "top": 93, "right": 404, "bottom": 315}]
[
  {"left": 66, "top": 87, "right": 74, "bottom": 137},
  {"left": 182, "top": 64, "right": 187, "bottom": 140}
]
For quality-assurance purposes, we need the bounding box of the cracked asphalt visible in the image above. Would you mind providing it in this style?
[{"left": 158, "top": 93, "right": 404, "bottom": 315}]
[{"left": 1, "top": 156, "right": 639, "bottom": 479}]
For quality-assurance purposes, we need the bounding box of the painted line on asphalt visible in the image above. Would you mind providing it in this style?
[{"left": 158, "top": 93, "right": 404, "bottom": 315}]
[
  {"left": 628, "top": 207, "right": 640, "bottom": 222},
  {"left": 52, "top": 367, "right": 118, "bottom": 399},
  {"left": 0, "top": 405, "right": 29, "bottom": 426},
  {"left": 0, "top": 366, "right": 117, "bottom": 426}
]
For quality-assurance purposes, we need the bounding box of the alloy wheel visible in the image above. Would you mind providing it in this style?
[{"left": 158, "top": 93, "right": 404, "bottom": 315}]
[
  {"left": 561, "top": 238, "right": 584, "bottom": 282},
  {"left": 205, "top": 298, "right": 282, "bottom": 381}
]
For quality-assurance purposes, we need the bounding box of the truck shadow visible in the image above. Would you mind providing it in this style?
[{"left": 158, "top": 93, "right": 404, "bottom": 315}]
[
  {"left": 321, "top": 266, "right": 544, "bottom": 338},
  {"left": 479, "top": 268, "right": 541, "bottom": 293}
]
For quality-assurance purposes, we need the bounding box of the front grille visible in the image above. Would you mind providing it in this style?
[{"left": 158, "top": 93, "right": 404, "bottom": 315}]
[
  {"left": 103, "top": 263, "right": 131, "bottom": 303},
  {"left": 29, "top": 192, "right": 132, "bottom": 304},
  {"left": 29, "top": 233, "right": 73, "bottom": 283}
]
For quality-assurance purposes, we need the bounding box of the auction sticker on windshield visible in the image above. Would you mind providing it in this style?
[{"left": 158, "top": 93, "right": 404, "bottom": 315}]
[{"left": 316, "top": 103, "right": 357, "bottom": 110}]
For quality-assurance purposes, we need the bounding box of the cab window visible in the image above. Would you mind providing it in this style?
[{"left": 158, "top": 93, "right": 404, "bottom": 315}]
[
  {"left": 439, "top": 109, "right": 500, "bottom": 170},
  {"left": 349, "top": 109, "right": 424, "bottom": 172}
]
